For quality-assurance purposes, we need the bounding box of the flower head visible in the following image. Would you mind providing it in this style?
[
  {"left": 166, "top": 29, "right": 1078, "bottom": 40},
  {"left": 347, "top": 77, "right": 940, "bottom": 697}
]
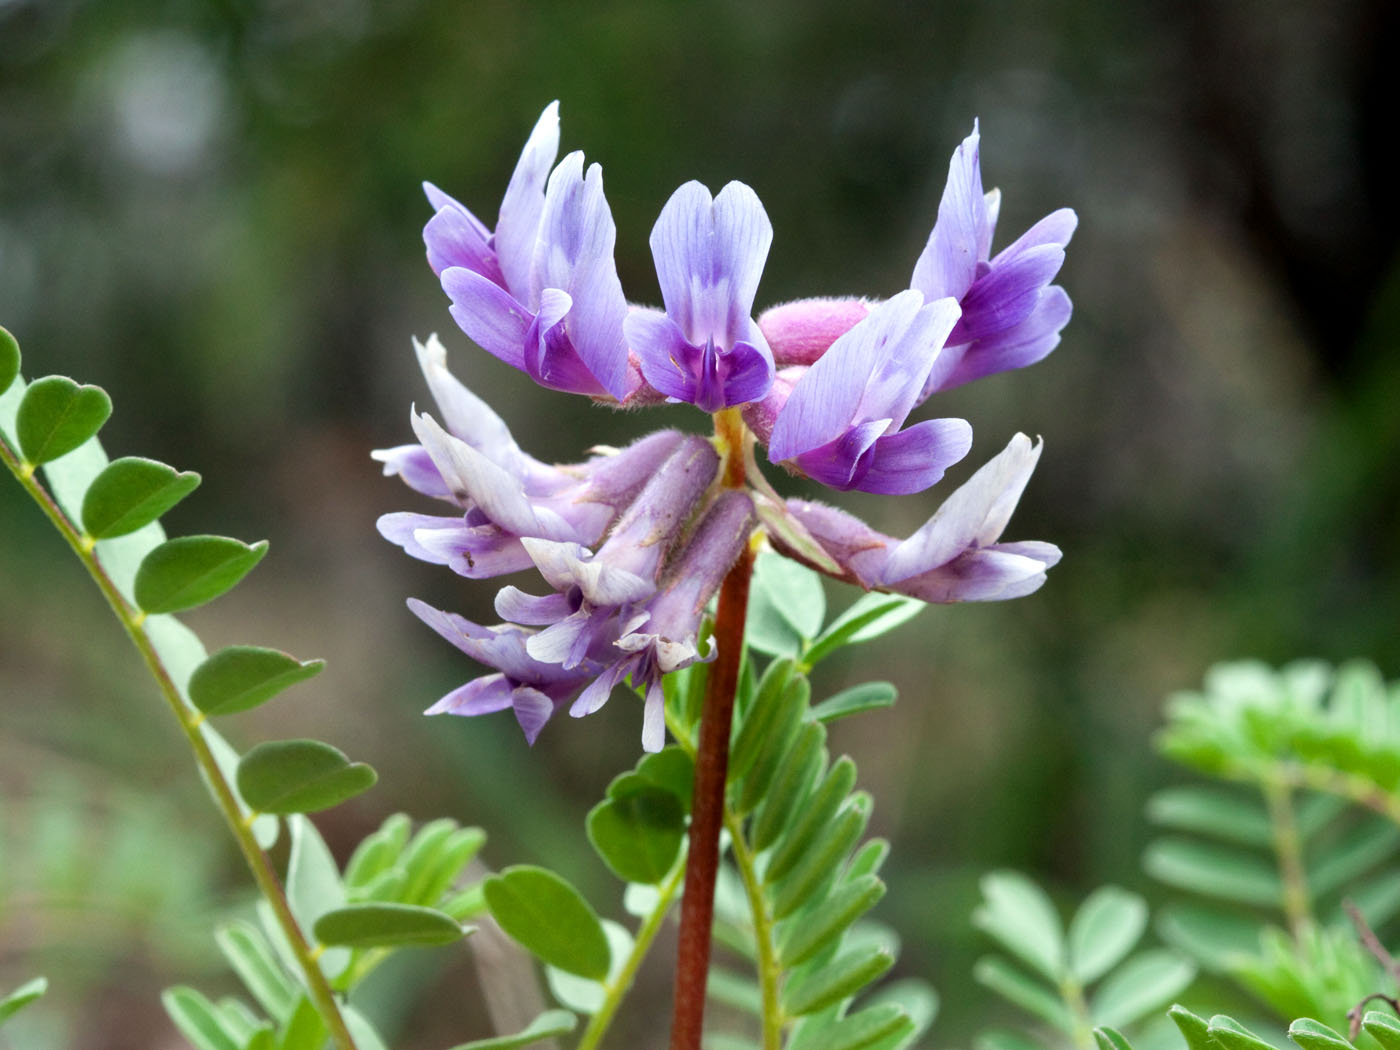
[{"left": 382, "top": 111, "right": 1069, "bottom": 750}]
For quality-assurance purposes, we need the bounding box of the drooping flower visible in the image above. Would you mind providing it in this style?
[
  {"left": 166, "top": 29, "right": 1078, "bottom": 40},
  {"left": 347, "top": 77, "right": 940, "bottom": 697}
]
[
  {"left": 765, "top": 290, "right": 972, "bottom": 495},
  {"left": 777, "top": 433, "right": 1061, "bottom": 602},
  {"left": 624, "top": 181, "right": 775, "bottom": 411},
  {"left": 425, "top": 103, "right": 631, "bottom": 399}
]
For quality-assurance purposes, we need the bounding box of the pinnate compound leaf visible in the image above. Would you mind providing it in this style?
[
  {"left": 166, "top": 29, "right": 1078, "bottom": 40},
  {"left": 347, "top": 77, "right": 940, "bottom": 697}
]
[
  {"left": 0, "top": 326, "right": 18, "bottom": 394},
  {"left": 587, "top": 787, "right": 684, "bottom": 884},
  {"left": 484, "top": 866, "right": 610, "bottom": 979},
  {"left": 344, "top": 813, "right": 413, "bottom": 889},
  {"left": 313, "top": 903, "right": 466, "bottom": 948},
  {"left": 1095, "top": 1029, "right": 1138, "bottom": 1050},
  {"left": 80, "top": 456, "right": 201, "bottom": 538},
  {"left": 237, "top": 740, "right": 376, "bottom": 814},
  {"left": 161, "top": 986, "right": 241, "bottom": 1050},
  {"left": 1068, "top": 885, "right": 1148, "bottom": 984},
  {"left": 811, "top": 681, "right": 897, "bottom": 724},
  {"left": 135, "top": 535, "right": 268, "bottom": 613},
  {"left": 764, "top": 756, "right": 857, "bottom": 885},
  {"left": 544, "top": 920, "right": 632, "bottom": 1014},
  {"left": 1090, "top": 949, "right": 1196, "bottom": 1028},
  {"left": 1288, "top": 1019, "right": 1352, "bottom": 1050},
  {"left": 973, "top": 871, "right": 1066, "bottom": 982},
  {"left": 1145, "top": 786, "right": 1273, "bottom": 848},
  {"left": 189, "top": 646, "right": 324, "bottom": 716},
  {"left": 15, "top": 375, "right": 111, "bottom": 464},
  {"left": 202, "top": 724, "right": 279, "bottom": 849},
  {"left": 1362, "top": 1011, "right": 1400, "bottom": 1050},
  {"left": 0, "top": 977, "right": 47, "bottom": 1024},
  {"left": 778, "top": 873, "right": 886, "bottom": 968},
  {"left": 972, "top": 955, "right": 1074, "bottom": 1032},
  {"left": 447, "top": 1009, "right": 578, "bottom": 1050},
  {"left": 1143, "top": 837, "right": 1282, "bottom": 907},
  {"left": 278, "top": 995, "right": 328, "bottom": 1050}
]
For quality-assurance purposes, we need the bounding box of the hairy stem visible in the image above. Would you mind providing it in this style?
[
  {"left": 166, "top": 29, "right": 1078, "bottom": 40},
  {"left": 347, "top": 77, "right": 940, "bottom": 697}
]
[
  {"left": 669, "top": 539, "right": 755, "bottom": 1050},
  {"left": 725, "top": 809, "right": 784, "bottom": 1050},
  {"left": 0, "top": 433, "right": 359, "bottom": 1050}
]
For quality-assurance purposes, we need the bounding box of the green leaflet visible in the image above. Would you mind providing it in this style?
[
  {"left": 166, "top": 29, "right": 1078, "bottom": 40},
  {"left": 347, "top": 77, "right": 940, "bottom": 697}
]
[
  {"left": 188, "top": 646, "right": 324, "bottom": 716},
  {"left": 484, "top": 866, "right": 611, "bottom": 980},
  {"left": 80, "top": 455, "right": 201, "bottom": 538},
  {"left": 1068, "top": 886, "right": 1148, "bottom": 984},
  {"left": 446, "top": 1009, "right": 578, "bottom": 1050},
  {"left": 0, "top": 325, "right": 19, "bottom": 395},
  {"left": 0, "top": 977, "right": 47, "bottom": 1026},
  {"left": 312, "top": 903, "right": 467, "bottom": 948},
  {"left": 973, "top": 871, "right": 1066, "bottom": 983},
  {"left": 236, "top": 740, "right": 377, "bottom": 815},
  {"left": 15, "top": 375, "right": 112, "bottom": 465},
  {"left": 587, "top": 785, "right": 685, "bottom": 884},
  {"left": 134, "top": 534, "right": 269, "bottom": 614}
]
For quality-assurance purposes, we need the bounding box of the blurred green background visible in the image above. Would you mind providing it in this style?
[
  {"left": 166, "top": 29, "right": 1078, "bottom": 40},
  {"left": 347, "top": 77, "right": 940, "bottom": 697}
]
[{"left": 2, "top": 0, "right": 1399, "bottom": 1047}]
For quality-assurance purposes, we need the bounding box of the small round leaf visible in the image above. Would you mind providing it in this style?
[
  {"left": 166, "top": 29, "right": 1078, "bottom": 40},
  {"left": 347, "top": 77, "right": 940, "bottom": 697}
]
[
  {"left": 189, "top": 646, "right": 324, "bottom": 716},
  {"left": 15, "top": 375, "right": 112, "bottom": 464},
  {"left": 236, "top": 739, "right": 377, "bottom": 814},
  {"left": 81, "top": 456, "right": 201, "bottom": 539},
  {"left": 0, "top": 326, "right": 18, "bottom": 394},
  {"left": 313, "top": 903, "right": 466, "bottom": 948},
  {"left": 134, "top": 535, "right": 268, "bottom": 614},
  {"left": 483, "top": 866, "right": 610, "bottom": 979}
]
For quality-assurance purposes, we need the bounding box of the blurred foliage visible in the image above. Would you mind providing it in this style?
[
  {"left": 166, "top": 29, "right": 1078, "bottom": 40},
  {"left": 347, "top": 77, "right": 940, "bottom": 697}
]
[{"left": 3, "top": 0, "right": 1399, "bottom": 1047}]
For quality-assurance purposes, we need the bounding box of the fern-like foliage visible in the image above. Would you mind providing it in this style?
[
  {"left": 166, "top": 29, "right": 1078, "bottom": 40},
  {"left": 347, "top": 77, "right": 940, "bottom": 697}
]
[
  {"left": 970, "top": 873, "right": 1196, "bottom": 1050},
  {"left": 1147, "top": 661, "right": 1400, "bottom": 1025}
]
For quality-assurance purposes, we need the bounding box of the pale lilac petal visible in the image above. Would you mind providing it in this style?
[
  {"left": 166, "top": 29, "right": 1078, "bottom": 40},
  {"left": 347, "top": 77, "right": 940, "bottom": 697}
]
[
  {"left": 758, "top": 298, "right": 871, "bottom": 367},
  {"left": 407, "top": 597, "right": 490, "bottom": 656},
  {"left": 526, "top": 610, "right": 593, "bottom": 666},
  {"left": 441, "top": 268, "right": 531, "bottom": 370},
  {"left": 423, "top": 199, "right": 502, "bottom": 283},
  {"left": 887, "top": 546, "right": 1056, "bottom": 603},
  {"left": 412, "top": 335, "right": 521, "bottom": 460},
  {"left": 410, "top": 412, "right": 576, "bottom": 540},
  {"left": 371, "top": 445, "right": 452, "bottom": 500},
  {"left": 883, "top": 433, "right": 1042, "bottom": 581},
  {"left": 650, "top": 181, "right": 773, "bottom": 347},
  {"left": 625, "top": 311, "right": 697, "bottom": 403},
  {"left": 990, "top": 207, "right": 1078, "bottom": 266},
  {"left": 496, "top": 101, "right": 560, "bottom": 296},
  {"left": 951, "top": 243, "right": 1066, "bottom": 343},
  {"left": 414, "top": 525, "right": 533, "bottom": 579},
  {"left": 641, "top": 679, "right": 666, "bottom": 752},
  {"left": 494, "top": 586, "right": 573, "bottom": 625},
  {"left": 911, "top": 124, "right": 989, "bottom": 299},
  {"left": 512, "top": 688, "right": 558, "bottom": 744},
  {"left": 933, "top": 286, "right": 1072, "bottom": 392},
  {"left": 377, "top": 511, "right": 462, "bottom": 563},
  {"left": 426, "top": 675, "right": 515, "bottom": 716},
  {"left": 779, "top": 498, "right": 893, "bottom": 588},
  {"left": 570, "top": 659, "right": 631, "bottom": 718},
  {"left": 855, "top": 417, "right": 973, "bottom": 495}
]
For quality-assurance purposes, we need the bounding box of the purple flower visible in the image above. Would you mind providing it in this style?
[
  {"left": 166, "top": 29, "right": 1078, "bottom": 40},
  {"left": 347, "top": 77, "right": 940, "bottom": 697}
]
[
  {"left": 425, "top": 103, "right": 631, "bottom": 399},
  {"left": 910, "top": 122, "right": 1076, "bottom": 398},
  {"left": 765, "top": 290, "right": 972, "bottom": 495},
  {"left": 624, "top": 181, "right": 775, "bottom": 412},
  {"left": 777, "top": 433, "right": 1061, "bottom": 602}
]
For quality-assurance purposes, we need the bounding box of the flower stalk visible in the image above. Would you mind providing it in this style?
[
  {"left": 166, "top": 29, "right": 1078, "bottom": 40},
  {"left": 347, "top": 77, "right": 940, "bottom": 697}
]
[{"left": 670, "top": 419, "right": 757, "bottom": 1049}]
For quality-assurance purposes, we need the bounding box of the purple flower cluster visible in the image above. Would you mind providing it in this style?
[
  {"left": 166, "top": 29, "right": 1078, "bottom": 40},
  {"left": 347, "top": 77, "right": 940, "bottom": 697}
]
[{"left": 378, "top": 103, "right": 1073, "bottom": 749}]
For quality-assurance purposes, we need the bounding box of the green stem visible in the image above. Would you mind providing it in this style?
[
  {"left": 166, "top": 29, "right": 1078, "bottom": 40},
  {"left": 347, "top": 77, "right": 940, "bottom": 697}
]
[
  {"left": 1262, "top": 773, "right": 1313, "bottom": 939},
  {"left": 1, "top": 435, "right": 359, "bottom": 1050},
  {"left": 577, "top": 859, "right": 688, "bottom": 1050},
  {"left": 724, "top": 809, "right": 784, "bottom": 1050},
  {"left": 1058, "top": 975, "right": 1097, "bottom": 1050}
]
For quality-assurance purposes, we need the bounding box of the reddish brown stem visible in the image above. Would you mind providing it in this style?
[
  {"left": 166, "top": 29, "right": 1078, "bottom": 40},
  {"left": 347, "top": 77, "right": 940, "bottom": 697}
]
[{"left": 670, "top": 540, "right": 756, "bottom": 1050}]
